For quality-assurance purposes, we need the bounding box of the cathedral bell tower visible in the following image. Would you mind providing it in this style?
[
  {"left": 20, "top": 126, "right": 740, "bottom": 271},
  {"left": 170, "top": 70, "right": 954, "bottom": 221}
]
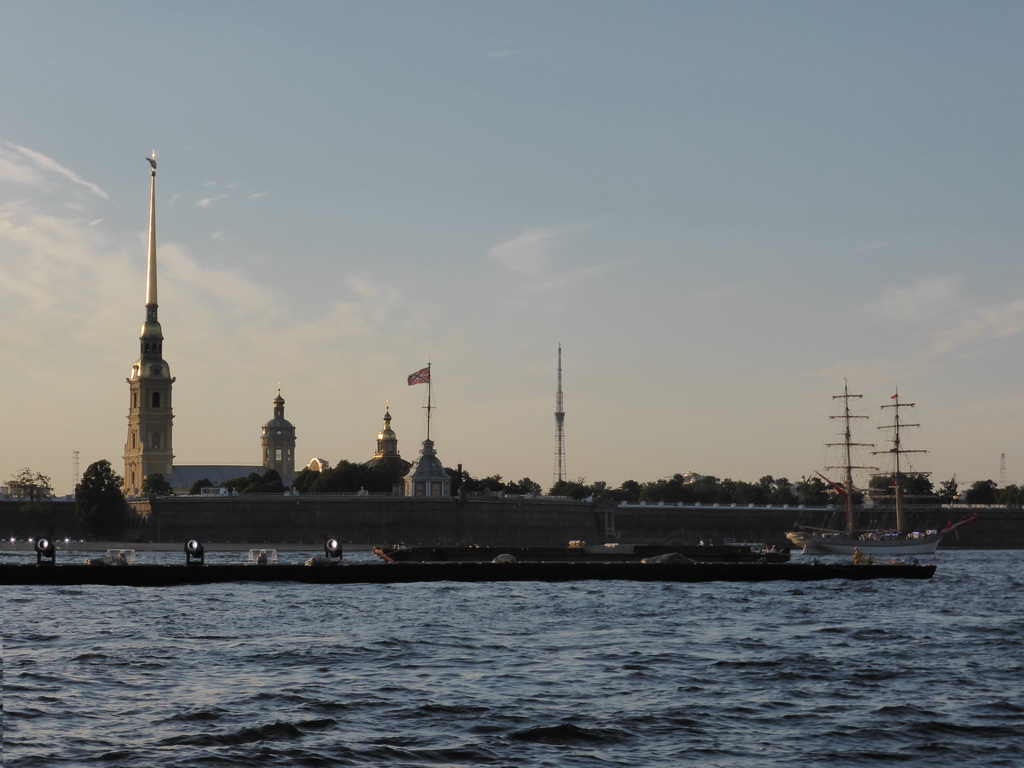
[
  {"left": 123, "top": 152, "right": 175, "bottom": 496},
  {"left": 261, "top": 389, "right": 296, "bottom": 484}
]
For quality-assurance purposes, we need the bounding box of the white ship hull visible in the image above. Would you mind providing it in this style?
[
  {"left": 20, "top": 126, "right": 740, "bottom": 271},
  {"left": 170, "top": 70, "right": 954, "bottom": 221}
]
[{"left": 787, "top": 530, "right": 941, "bottom": 556}]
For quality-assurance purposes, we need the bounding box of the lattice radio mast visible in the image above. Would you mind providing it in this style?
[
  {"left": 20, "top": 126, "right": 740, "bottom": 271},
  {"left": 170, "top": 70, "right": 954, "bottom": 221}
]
[
  {"left": 72, "top": 450, "right": 80, "bottom": 489},
  {"left": 1000, "top": 453, "right": 1007, "bottom": 487},
  {"left": 554, "top": 344, "right": 566, "bottom": 485}
]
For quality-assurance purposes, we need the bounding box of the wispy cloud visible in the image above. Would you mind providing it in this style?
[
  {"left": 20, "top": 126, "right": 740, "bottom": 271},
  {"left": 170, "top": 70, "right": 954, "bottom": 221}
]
[
  {"left": 487, "top": 227, "right": 607, "bottom": 292},
  {"left": 857, "top": 241, "right": 889, "bottom": 252},
  {"left": 855, "top": 275, "right": 1024, "bottom": 361},
  {"left": 3, "top": 141, "right": 108, "bottom": 199},
  {"left": 862, "top": 276, "right": 962, "bottom": 321},
  {"left": 818, "top": 357, "right": 941, "bottom": 391},
  {"left": 928, "top": 298, "right": 1024, "bottom": 356}
]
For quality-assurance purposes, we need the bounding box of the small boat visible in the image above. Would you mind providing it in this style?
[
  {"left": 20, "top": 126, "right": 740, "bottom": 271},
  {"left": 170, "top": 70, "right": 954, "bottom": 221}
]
[
  {"left": 787, "top": 385, "right": 977, "bottom": 556},
  {"left": 372, "top": 541, "right": 791, "bottom": 564}
]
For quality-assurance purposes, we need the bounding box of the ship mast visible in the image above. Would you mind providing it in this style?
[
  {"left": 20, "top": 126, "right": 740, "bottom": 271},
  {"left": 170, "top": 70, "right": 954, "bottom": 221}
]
[
  {"left": 824, "top": 380, "right": 875, "bottom": 534},
  {"left": 872, "top": 389, "right": 929, "bottom": 534}
]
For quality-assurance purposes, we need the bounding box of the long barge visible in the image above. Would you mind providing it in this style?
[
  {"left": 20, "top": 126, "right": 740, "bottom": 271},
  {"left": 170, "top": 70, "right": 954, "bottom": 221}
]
[
  {"left": 0, "top": 561, "right": 934, "bottom": 586},
  {"left": 372, "top": 542, "right": 791, "bottom": 564}
]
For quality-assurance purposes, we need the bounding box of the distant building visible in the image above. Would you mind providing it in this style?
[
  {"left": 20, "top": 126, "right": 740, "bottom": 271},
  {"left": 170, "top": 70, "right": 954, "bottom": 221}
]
[
  {"left": 306, "top": 458, "right": 331, "bottom": 473},
  {"left": 403, "top": 438, "right": 451, "bottom": 497},
  {"left": 261, "top": 389, "right": 296, "bottom": 485},
  {"left": 363, "top": 407, "right": 412, "bottom": 492},
  {"left": 123, "top": 154, "right": 174, "bottom": 496},
  {"left": 121, "top": 156, "right": 291, "bottom": 497}
]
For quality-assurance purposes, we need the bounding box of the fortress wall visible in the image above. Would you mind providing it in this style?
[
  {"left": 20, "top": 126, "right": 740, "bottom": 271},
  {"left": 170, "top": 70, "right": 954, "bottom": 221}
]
[
  {"left": 0, "top": 500, "right": 83, "bottom": 540},
  {"left": 3, "top": 498, "right": 1020, "bottom": 549},
  {"left": 128, "top": 496, "right": 600, "bottom": 547},
  {"left": 612, "top": 503, "right": 1024, "bottom": 549},
  {"left": 613, "top": 505, "right": 799, "bottom": 547}
]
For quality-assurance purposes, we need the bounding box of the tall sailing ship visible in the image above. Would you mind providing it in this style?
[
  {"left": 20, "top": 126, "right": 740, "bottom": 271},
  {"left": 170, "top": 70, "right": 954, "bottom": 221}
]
[{"left": 787, "top": 386, "right": 974, "bottom": 556}]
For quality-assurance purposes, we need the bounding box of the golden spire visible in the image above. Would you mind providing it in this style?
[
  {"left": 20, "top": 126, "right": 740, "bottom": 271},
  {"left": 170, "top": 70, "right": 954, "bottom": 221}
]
[{"left": 145, "top": 150, "right": 158, "bottom": 311}]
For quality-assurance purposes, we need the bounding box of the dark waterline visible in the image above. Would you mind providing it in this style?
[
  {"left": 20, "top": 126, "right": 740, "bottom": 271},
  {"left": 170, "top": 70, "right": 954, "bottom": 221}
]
[{"left": 3, "top": 551, "right": 1023, "bottom": 767}]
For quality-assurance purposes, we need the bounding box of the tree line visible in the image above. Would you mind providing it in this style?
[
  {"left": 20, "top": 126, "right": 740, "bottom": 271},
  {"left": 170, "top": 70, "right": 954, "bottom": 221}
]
[{"left": 148, "top": 464, "right": 1024, "bottom": 508}]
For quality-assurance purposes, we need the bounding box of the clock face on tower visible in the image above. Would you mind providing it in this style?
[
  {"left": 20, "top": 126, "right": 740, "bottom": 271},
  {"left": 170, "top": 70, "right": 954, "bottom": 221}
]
[{"left": 151, "top": 365, "right": 162, "bottom": 376}]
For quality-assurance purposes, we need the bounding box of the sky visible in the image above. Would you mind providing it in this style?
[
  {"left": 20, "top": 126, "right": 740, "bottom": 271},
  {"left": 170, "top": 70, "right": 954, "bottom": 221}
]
[{"left": 2, "top": 1, "right": 1023, "bottom": 497}]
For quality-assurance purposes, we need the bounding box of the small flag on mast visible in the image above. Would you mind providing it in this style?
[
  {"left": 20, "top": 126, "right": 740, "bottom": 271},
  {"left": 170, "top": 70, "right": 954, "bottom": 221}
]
[
  {"left": 891, "top": 393, "right": 899, "bottom": 400},
  {"left": 408, "top": 366, "right": 430, "bottom": 386}
]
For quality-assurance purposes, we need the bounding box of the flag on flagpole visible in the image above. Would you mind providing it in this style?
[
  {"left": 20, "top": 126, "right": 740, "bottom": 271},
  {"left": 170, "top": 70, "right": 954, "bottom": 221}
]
[
  {"left": 891, "top": 393, "right": 898, "bottom": 400},
  {"left": 408, "top": 366, "right": 430, "bottom": 386}
]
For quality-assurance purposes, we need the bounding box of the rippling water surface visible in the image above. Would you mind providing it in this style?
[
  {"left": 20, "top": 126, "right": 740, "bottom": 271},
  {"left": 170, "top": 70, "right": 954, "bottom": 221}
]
[{"left": 3, "top": 550, "right": 1023, "bottom": 767}]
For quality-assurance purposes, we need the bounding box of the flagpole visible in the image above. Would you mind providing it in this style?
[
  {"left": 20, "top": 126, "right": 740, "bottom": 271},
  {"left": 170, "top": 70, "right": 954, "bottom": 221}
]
[{"left": 425, "top": 363, "right": 432, "bottom": 441}]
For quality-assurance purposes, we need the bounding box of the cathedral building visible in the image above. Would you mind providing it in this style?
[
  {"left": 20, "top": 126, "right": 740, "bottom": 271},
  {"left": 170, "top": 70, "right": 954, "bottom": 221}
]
[
  {"left": 123, "top": 153, "right": 175, "bottom": 496},
  {"left": 122, "top": 155, "right": 289, "bottom": 496},
  {"left": 119, "top": 154, "right": 451, "bottom": 499},
  {"left": 363, "top": 406, "right": 412, "bottom": 492},
  {"left": 261, "top": 389, "right": 296, "bottom": 484},
  {"left": 363, "top": 406, "right": 411, "bottom": 475}
]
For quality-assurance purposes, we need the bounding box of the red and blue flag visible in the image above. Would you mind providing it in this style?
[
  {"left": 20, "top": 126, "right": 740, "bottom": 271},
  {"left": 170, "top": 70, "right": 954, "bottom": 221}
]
[{"left": 407, "top": 367, "right": 430, "bottom": 386}]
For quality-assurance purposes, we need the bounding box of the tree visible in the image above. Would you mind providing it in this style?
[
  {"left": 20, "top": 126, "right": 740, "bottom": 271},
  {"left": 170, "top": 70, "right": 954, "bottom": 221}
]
[
  {"left": 75, "top": 460, "right": 128, "bottom": 537},
  {"left": 869, "top": 473, "right": 934, "bottom": 496},
  {"left": 506, "top": 477, "right": 542, "bottom": 496},
  {"left": 224, "top": 469, "right": 286, "bottom": 494},
  {"left": 248, "top": 468, "right": 285, "bottom": 494},
  {"left": 612, "top": 480, "right": 643, "bottom": 503},
  {"left": 997, "top": 484, "right": 1024, "bottom": 508},
  {"left": 453, "top": 473, "right": 507, "bottom": 496},
  {"left": 447, "top": 466, "right": 469, "bottom": 497},
  {"left": 686, "top": 475, "right": 728, "bottom": 504},
  {"left": 190, "top": 478, "right": 214, "bottom": 495},
  {"left": 474, "top": 474, "right": 507, "bottom": 494},
  {"left": 7, "top": 467, "right": 53, "bottom": 502},
  {"left": 306, "top": 461, "right": 369, "bottom": 494},
  {"left": 937, "top": 477, "right": 959, "bottom": 504},
  {"left": 638, "top": 474, "right": 692, "bottom": 503},
  {"left": 142, "top": 473, "right": 174, "bottom": 497},
  {"left": 796, "top": 476, "right": 829, "bottom": 506},
  {"left": 548, "top": 478, "right": 590, "bottom": 500},
  {"left": 964, "top": 479, "right": 997, "bottom": 505}
]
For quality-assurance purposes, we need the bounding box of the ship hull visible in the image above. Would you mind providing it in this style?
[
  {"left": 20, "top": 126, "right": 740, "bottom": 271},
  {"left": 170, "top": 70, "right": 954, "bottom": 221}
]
[
  {"left": 787, "top": 530, "right": 941, "bottom": 556},
  {"left": 0, "top": 561, "right": 933, "bottom": 586}
]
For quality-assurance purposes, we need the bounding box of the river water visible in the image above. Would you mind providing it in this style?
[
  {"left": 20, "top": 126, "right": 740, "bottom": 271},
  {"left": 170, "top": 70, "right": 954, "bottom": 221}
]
[{"left": 2, "top": 550, "right": 1022, "bottom": 767}]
